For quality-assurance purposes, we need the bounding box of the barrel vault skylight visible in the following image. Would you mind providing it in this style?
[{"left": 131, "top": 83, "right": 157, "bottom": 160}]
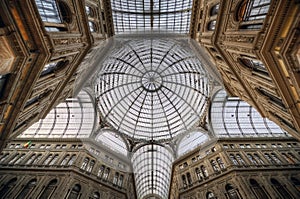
[{"left": 111, "top": 0, "right": 193, "bottom": 34}]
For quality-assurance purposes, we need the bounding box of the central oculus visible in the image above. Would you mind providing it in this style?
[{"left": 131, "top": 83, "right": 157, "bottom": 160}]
[
  {"left": 95, "top": 38, "right": 211, "bottom": 141},
  {"left": 141, "top": 71, "right": 163, "bottom": 92}
]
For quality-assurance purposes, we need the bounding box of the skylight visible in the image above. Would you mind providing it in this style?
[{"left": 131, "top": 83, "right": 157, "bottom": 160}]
[
  {"left": 95, "top": 38, "right": 211, "bottom": 141},
  {"left": 111, "top": 0, "right": 193, "bottom": 34}
]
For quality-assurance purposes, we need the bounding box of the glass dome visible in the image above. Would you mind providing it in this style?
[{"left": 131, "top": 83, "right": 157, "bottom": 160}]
[{"left": 95, "top": 38, "right": 211, "bottom": 141}]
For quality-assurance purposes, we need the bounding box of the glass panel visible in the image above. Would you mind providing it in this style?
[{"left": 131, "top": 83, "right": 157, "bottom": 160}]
[
  {"left": 111, "top": 0, "right": 192, "bottom": 34},
  {"left": 35, "top": 0, "right": 61, "bottom": 23}
]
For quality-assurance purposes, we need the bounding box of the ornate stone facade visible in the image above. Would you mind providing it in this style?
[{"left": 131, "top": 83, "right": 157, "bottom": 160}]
[
  {"left": 0, "top": 0, "right": 113, "bottom": 151},
  {"left": 170, "top": 137, "right": 300, "bottom": 199},
  {"left": 190, "top": 0, "right": 300, "bottom": 140}
]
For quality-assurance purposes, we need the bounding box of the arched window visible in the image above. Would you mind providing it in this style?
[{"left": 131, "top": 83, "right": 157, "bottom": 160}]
[
  {"left": 270, "top": 178, "right": 293, "bottom": 199},
  {"left": 97, "top": 165, "right": 105, "bottom": 178},
  {"left": 0, "top": 153, "right": 9, "bottom": 163},
  {"left": 270, "top": 153, "right": 281, "bottom": 164},
  {"left": 43, "top": 154, "right": 53, "bottom": 165},
  {"left": 67, "top": 184, "right": 81, "bottom": 199},
  {"left": 216, "top": 157, "right": 225, "bottom": 170},
  {"left": 49, "top": 154, "right": 59, "bottom": 165},
  {"left": 118, "top": 174, "right": 124, "bottom": 187},
  {"left": 16, "top": 179, "right": 37, "bottom": 199},
  {"left": 207, "top": 20, "right": 216, "bottom": 31},
  {"left": 195, "top": 168, "right": 203, "bottom": 181},
  {"left": 86, "top": 160, "right": 95, "bottom": 173},
  {"left": 41, "top": 60, "right": 68, "bottom": 76},
  {"left": 182, "top": 175, "right": 187, "bottom": 188},
  {"left": 8, "top": 153, "right": 20, "bottom": 164},
  {"left": 257, "top": 88, "right": 285, "bottom": 108},
  {"left": 210, "top": 4, "right": 220, "bottom": 16},
  {"left": 0, "top": 177, "right": 17, "bottom": 198},
  {"left": 15, "top": 154, "right": 26, "bottom": 164},
  {"left": 67, "top": 155, "right": 76, "bottom": 165},
  {"left": 81, "top": 157, "right": 89, "bottom": 170},
  {"left": 113, "top": 172, "right": 119, "bottom": 185},
  {"left": 61, "top": 154, "right": 70, "bottom": 165},
  {"left": 26, "top": 154, "right": 36, "bottom": 165},
  {"left": 85, "top": 6, "right": 94, "bottom": 17},
  {"left": 32, "top": 154, "right": 42, "bottom": 164},
  {"left": 237, "top": 0, "right": 270, "bottom": 22},
  {"left": 291, "top": 177, "right": 300, "bottom": 192},
  {"left": 201, "top": 165, "right": 208, "bottom": 177},
  {"left": 253, "top": 153, "right": 264, "bottom": 164},
  {"left": 225, "top": 184, "right": 241, "bottom": 199},
  {"left": 39, "top": 179, "right": 57, "bottom": 199},
  {"left": 187, "top": 172, "right": 192, "bottom": 185},
  {"left": 35, "top": 0, "right": 72, "bottom": 31},
  {"left": 90, "top": 192, "right": 100, "bottom": 199},
  {"left": 239, "top": 58, "right": 268, "bottom": 75},
  {"left": 249, "top": 179, "right": 269, "bottom": 199},
  {"left": 206, "top": 191, "right": 216, "bottom": 199},
  {"left": 103, "top": 167, "right": 110, "bottom": 181},
  {"left": 210, "top": 160, "right": 220, "bottom": 172},
  {"left": 247, "top": 154, "right": 258, "bottom": 165},
  {"left": 229, "top": 154, "right": 239, "bottom": 165},
  {"left": 89, "top": 21, "right": 96, "bottom": 32}
]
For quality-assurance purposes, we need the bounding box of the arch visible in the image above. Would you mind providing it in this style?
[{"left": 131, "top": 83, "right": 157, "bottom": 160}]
[
  {"left": 0, "top": 177, "right": 17, "bottom": 197},
  {"left": 249, "top": 179, "right": 269, "bottom": 199},
  {"left": 270, "top": 178, "right": 293, "bottom": 199},
  {"left": 57, "top": 0, "right": 72, "bottom": 23},
  {"left": 16, "top": 178, "right": 37, "bottom": 199},
  {"left": 41, "top": 60, "right": 69, "bottom": 76},
  {"left": 206, "top": 191, "right": 216, "bottom": 199},
  {"left": 195, "top": 167, "right": 203, "bottom": 181},
  {"left": 216, "top": 157, "right": 225, "bottom": 170},
  {"left": 39, "top": 179, "right": 58, "bottom": 199},
  {"left": 210, "top": 4, "right": 220, "bottom": 16},
  {"left": 236, "top": 0, "right": 270, "bottom": 22},
  {"left": 225, "top": 184, "right": 241, "bottom": 199},
  {"left": 67, "top": 184, "right": 81, "bottom": 199},
  {"left": 89, "top": 21, "right": 97, "bottom": 32},
  {"left": 181, "top": 175, "right": 187, "bottom": 188},
  {"left": 210, "top": 159, "right": 220, "bottom": 172},
  {"left": 201, "top": 165, "right": 208, "bottom": 177},
  {"left": 92, "top": 192, "right": 100, "bottom": 199},
  {"left": 290, "top": 177, "right": 300, "bottom": 192},
  {"left": 207, "top": 20, "right": 216, "bottom": 31},
  {"left": 67, "top": 155, "right": 76, "bottom": 165},
  {"left": 186, "top": 172, "right": 192, "bottom": 185},
  {"left": 81, "top": 157, "right": 89, "bottom": 170}
]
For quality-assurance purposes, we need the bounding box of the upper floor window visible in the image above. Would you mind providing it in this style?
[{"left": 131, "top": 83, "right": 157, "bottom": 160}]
[
  {"left": 210, "top": 4, "right": 220, "bottom": 16},
  {"left": 0, "top": 74, "right": 9, "bottom": 98},
  {"left": 237, "top": 0, "right": 270, "bottom": 21},
  {"left": 257, "top": 87, "right": 285, "bottom": 108},
  {"left": 67, "top": 184, "right": 81, "bottom": 199},
  {"left": 271, "top": 178, "right": 293, "bottom": 199},
  {"left": 216, "top": 157, "right": 225, "bottom": 169},
  {"left": 41, "top": 60, "right": 68, "bottom": 76},
  {"left": 35, "top": 0, "right": 72, "bottom": 31},
  {"left": 207, "top": 20, "right": 216, "bottom": 31},
  {"left": 239, "top": 57, "right": 268, "bottom": 75},
  {"left": 206, "top": 191, "right": 216, "bottom": 199},
  {"left": 249, "top": 179, "right": 269, "bottom": 198},
  {"left": 39, "top": 179, "right": 58, "bottom": 199},
  {"left": 89, "top": 21, "right": 97, "bottom": 32},
  {"left": 210, "top": 160, "right": 220, "bottom": 172},
  {"left": 225, "top": 184, "right": 241, "bottom": 199}
]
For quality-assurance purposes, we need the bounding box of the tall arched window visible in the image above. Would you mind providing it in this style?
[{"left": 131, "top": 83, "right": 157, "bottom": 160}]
[
  {"left": 32, "top": 154, "right": 42, "bottom": 164},
  {"left": 118, "top": 175, "right": 124, "bottom": 187},
  {"left": 15, "top": 154, "right": 26, "bottom": 164},
  {"left": 210, "top": 4, "right": 220, "bottom": 16},
  {"left": 67, "top": 155, "right": 76, "bottom": 165},
  {"left": 291, "top": 177, "right": 300, "bottom": 192},
  {"left": 270, "top": 153, "right": 281, "bottom": 164},
  {"left": 103, "top": 168, "right": 110, "bottom": 181},
  {"left": 225, "top": 184, "right": 241, "bottom": 199},
  {"left": 0, "top": 153, "right": 9, "bottom": 163},
  {"left": 206, "top": 191, "right": 216, "bottom": 199},
  {"left": 216, "top": 157, "right": 225, "bottom": 170},
  {"left": 90, "top": 192, "right": 100, "bottom": 199},
  {"left": 0, "top": 177, "right": 17, "bottom": 198},
  {"left": 41, "top": 60, "right": 68, "bottom": 76},
  {"left": 253, "top": 153, "right": 264, "bottom": 164},
  {"left": 195, "top": 168, "right": 203, "bottom": 181},
  {"left": 16, "top": 179, "right": 37, "bottom": 199},
  {"left": 237, "top": 0, "right": 270, "bottom": 22},
  {"left": 35, "top": 0, "right": 72, "bottom": 31},
  {"left": 8, "top": 153, "right": 20, "bottom": 164},
  {"left": 49, "top": 154, "right": 59, "bottom": 165},
  {"left": 26, "top": 154, "right": 36, "bottom": 165},
  {"left": 61, "top": 154, "right": 70, "bottom": 165},
  {"left": 39, "top": 179, "right": 57, "bottom": 199},
  {"left": 270, "top": 178, "right": 293, "bottom": 199},
  {"left": 86, "top": 160, "right": 95, "bottom": 173},
  {"left": 43, "top": 154, "right": 53, "bottom": 165},
  {"left": 201, "top": 165, "right": 208, "bottom": 177},
  {"left": 207, "top": 20, "right": 216, "bottom": 31},
  {"left": 182, "top": 175, "right": 187, "bottom": 188},
  {"left": 257, "top": 87, "right": 285, "bottom": 108},
  {"left": 229, "top": 154, "right": 239, "bottom": 165},
  {"left": 238, "top": 58, "right": 268, "bottom": 75},
  {"left": 210, "top": 160, "right": 220, "bottom": 172},
  {"left": 247, "top": 154, "right": 258, "bottom": 165},
  {"left": 249, "top": 179, "right": 269, "bottom": 199},
  {"left": 187, "top": 172, "right": 192, "bottom": 185},
  {"left": 113, "top": 172, "right": 119, "bottom": 185},
  {"left": 67, "top": 184, "right": 81, "bottom": 199},
  {"left": 81, "top": 157, "right": 89, "bottom": 170},
  {"left": 97, "top": 165, "right": 105, "bottom": 178}
]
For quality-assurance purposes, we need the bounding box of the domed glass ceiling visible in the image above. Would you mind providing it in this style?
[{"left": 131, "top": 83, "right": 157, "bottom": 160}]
[{"left": 95, "top": 38, "right": 211, "bottom": 141}]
